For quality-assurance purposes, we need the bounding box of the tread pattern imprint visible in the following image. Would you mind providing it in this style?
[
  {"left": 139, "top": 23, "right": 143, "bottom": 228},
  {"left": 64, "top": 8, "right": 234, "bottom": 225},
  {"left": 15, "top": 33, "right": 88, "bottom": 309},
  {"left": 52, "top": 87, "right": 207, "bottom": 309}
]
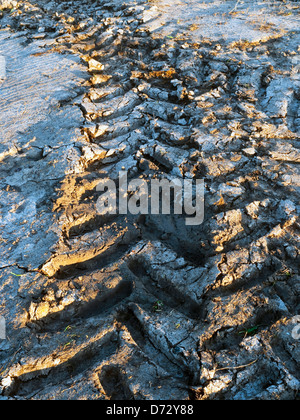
[{"left": 0, "top": 0, "right": 299, "bottom": 400}]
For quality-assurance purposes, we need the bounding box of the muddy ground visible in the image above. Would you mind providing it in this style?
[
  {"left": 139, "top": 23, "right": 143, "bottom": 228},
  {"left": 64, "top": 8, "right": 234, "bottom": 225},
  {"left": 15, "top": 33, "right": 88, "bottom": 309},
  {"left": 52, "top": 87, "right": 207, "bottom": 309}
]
[{"left": 0, "top": 0, "right": 299, "bottom": 400}]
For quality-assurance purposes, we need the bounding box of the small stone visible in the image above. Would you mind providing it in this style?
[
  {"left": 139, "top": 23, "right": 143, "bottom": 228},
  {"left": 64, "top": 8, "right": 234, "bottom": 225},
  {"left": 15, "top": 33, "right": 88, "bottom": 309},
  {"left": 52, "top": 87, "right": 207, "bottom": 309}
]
[
  {"left": 1, "top": 377, "right": 12, "bottom": 388},
  {"left": 242, "top": 147, "right": 256, "bottom": 157}
]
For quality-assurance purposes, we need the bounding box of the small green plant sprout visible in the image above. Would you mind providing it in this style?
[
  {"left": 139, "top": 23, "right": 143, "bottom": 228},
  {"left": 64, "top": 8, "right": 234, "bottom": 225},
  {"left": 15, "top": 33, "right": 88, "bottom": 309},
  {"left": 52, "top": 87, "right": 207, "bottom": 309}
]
[
  {"left": 239, "top": 325, "right": 260, "bottom": 338},
  {"left": 283, "top": 269, "right": 292, "bottom": 277},
  {"left": 10, "top": 272, "right": 23, "bottom": 277},
  {"left": 64, "top": 341, "right": 73, "bottom": 349},
  {"left": 64, "top": 325, "right": 73, "bottom": 332},
  {"left": 153, "top": 300, "right": 164, "bottom": 313},
  {"left": 278, "top": 267, "right": 293, "bottom": 278}
]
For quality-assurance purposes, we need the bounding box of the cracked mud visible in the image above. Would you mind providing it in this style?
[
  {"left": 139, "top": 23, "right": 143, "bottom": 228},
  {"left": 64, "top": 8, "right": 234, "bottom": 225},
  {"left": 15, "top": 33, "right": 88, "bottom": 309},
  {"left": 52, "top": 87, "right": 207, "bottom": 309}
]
[{"left": 0, "top": 0, "right": 299, "bottom": 400}]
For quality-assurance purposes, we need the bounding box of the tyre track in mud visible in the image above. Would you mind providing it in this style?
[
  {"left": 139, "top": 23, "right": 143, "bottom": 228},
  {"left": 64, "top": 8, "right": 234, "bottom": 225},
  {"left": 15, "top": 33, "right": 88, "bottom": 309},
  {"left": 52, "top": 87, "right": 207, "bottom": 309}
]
[{"left": 0, "top": 0, "right": 300, "bottom": 400}]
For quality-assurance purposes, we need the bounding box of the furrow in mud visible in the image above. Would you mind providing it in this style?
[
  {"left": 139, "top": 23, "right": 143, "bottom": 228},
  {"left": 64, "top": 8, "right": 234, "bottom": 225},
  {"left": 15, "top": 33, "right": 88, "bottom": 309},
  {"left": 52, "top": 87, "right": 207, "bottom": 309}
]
[{"left": 0, "top": 0, "right": 299, "bottom": 400}]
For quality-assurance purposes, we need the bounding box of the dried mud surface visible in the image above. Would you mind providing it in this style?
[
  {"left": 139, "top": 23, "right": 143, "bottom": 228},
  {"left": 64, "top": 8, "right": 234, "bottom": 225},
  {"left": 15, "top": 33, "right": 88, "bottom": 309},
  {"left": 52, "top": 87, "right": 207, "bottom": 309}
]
[{"left": 0, "top": 0, "right": 299, "bottom": 400}]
